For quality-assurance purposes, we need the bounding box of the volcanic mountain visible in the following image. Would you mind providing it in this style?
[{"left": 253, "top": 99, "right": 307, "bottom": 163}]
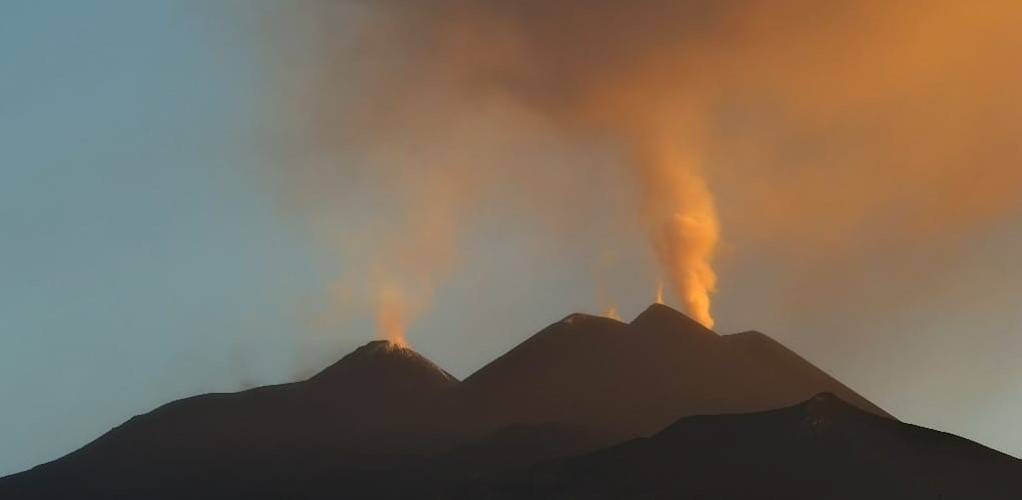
[
  {"left": 2, "top": 304, "right": 1018, "bottom": 499},
  {"left": 0, "top": 340, "right": 459, "bottom": 498},
  {"left": 460, "top": 304, "right": 889, "bottom": 444}
]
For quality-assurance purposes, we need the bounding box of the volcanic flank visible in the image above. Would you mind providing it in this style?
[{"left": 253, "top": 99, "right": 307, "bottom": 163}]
[
  {"left": 2, "top": 304, "right": 1018, "bottom": 500},
  {"left": 461, "top": 303, "right": 888, "bottom": 444},
  {"left": 486, "top": 393, "right": 1020, "bottom": 500}
]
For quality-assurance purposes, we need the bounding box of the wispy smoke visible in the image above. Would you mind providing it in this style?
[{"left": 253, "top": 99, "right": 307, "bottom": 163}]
[{"left": 266, "top": 0, "right": 1022, "bottom": 338}]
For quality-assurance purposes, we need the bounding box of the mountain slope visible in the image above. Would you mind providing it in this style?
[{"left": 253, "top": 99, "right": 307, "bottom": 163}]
[
  {"left": 0, "top": 340, "right": 460, "bottom": 499},
  {"left": 462, "top": 304, "right": 890, "bottom": 444},
  {"left": 483, "top": 393, "right": 1020, "bottom": 499},
  {"left": 6, "top": 304, "right": 1007, "bottom": 500}
]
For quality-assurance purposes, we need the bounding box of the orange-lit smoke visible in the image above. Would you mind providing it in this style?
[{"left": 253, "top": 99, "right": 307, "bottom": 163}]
[
  {"left": 269, "top": 1, "right": 1022, "bottom": 335},
  {"left": 374, "top": 284, "right": 410, "bottom": 346},
  {"left": 635, "top": 142, "right": 720, "bottom": 327}
]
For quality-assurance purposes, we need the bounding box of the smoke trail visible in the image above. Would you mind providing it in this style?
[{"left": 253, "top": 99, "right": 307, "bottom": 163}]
[
  {"left": 632, "top": 138, "right": 720, "bottom": 327},
  {"left": 267, "top": 1, "right": 730, "bottom": 329},
  {"left": 603, "top": 307, "right": 622, "bottom": 321},
  {"left": 267, "top": 0, "right": 1022, "bottom": 336},
  {"left": 375, "top": 286, "right": 408, "bottom": 347}
]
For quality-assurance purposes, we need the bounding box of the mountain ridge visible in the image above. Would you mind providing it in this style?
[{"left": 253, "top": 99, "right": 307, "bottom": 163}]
[
  {"left": 485, "top": 391, "right": 1019, "bottom": 500},
  {"left": 3, "top": 303, "right": 1016, "bottom": 500}
]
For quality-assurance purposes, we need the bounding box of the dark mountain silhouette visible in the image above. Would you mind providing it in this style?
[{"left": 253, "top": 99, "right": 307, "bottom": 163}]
[
  {"left": 2, "top": 304, "right": 1017, "bottom": 499},
  {"left": 475, "top": 393, "right": 1021, "bottom": 499},
  {"left": 462, "top": 304, "right": 888, "bottom": 444},
  {"left": 0, "top": 340, "right": 460, "bottom": 499}
]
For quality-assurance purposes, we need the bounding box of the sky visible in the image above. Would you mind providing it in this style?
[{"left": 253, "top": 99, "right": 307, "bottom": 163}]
[
  {"left": 0, "top": 1, "right": 328, "bottom": 474},
  {"left": 2, "top": 0, "right": 1022, "bottom": 476}
]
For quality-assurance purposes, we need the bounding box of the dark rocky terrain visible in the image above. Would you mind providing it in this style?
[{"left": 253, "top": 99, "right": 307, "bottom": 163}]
[
  {"left": 473, "top": 393, "right": 1020, "bottom": 499},
  {"left": 2, "top": 304, "right": 1017, "bottom": 499}
]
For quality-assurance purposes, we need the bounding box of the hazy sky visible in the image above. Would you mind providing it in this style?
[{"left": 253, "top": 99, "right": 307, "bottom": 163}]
[{"left": 3, "top": 1, "right": 1021, "bottom": 476}]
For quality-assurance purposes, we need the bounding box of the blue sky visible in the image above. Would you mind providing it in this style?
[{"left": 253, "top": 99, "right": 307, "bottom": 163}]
[
  {"left": 3, "top": 0, "right": 1022, "bottom": 477},
  {"left": 0, "top": 1, "right": 329, "bottom": 474}
]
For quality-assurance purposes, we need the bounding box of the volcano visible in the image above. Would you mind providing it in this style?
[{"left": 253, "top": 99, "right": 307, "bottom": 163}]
[
  {"left": 0, "top": 339, "right": 460, "bottom": 499},
  {"left": 461, "top": 304, "right": 888, "bottom": 444},
  {"left": 2, "top": 304, "right": 1018, "bottom": 499}
]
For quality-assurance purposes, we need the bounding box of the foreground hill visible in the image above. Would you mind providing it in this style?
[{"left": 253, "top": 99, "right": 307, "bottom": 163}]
[{"left": 475, "top": 393, "right": 1020, "bottom": 499}]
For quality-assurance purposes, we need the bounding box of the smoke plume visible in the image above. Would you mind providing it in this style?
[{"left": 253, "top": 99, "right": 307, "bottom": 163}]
[{"left": 267, "top": 0, "right": 1022, "bottom": 338}]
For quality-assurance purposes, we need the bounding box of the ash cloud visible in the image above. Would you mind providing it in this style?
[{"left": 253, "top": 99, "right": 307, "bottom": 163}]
[{"left": 265, "top": 0, "right": 1022, "bottom": 339}]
